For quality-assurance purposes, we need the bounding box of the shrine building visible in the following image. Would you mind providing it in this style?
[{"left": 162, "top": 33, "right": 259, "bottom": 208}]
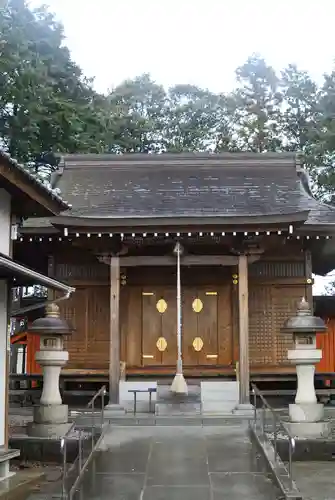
[{"left": 15, "top": 153, "right": 335, "bottom": 404}]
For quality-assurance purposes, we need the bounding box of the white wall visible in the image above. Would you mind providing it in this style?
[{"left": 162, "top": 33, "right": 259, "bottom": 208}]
[{"left": 0, "top": 190, "right": 11, "bottom": 446}]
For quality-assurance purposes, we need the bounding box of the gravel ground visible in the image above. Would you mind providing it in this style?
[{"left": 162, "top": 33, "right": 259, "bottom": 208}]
[
  {"left": 9, "top": 408, "right": 94, "bottom": 440},
  {"left": 258, "top": 407, "right": 335, "bottom": 440}
]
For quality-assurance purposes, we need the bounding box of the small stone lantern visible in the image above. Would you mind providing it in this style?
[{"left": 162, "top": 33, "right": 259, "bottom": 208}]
[
  {"left": 282, "top": 297, "right": 329, "bottom": 436},
  {"left": 27, "top": 303, "right": 74, "bottom": 438}
]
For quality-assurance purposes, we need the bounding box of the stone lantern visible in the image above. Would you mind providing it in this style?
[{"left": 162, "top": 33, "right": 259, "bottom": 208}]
[
  {"left": 282, "top": 297, "right": 329, "bottom": 437},
  {"left": 27, "top": 303, "right": 74, "bottom": 438}
]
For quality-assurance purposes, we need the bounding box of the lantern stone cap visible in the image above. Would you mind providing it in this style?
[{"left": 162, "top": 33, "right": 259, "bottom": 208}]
[
  {"left": 281, "top": 297, "right": 327, "bottom": 334},
  {"left": 27, "top": 302, "right": 74, "bottom": 336},
  {"left": 46, "top": 303, "right": 60, "bottom": 318}
]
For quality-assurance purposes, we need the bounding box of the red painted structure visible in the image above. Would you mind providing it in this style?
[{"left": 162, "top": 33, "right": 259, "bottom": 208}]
[
  {"left": 10, "top": 330, "right": 41, "bottom": 375},
  {"left": 314, "top": 296, "right": 335, "bottom": 377}
]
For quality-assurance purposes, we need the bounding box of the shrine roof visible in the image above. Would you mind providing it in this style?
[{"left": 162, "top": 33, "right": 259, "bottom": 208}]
[
  {"left": 23, "top": 152, "right": 335, "bottom": 229},
  {"left": 0, "top": 150, "right": 70, "bottom": 217}
]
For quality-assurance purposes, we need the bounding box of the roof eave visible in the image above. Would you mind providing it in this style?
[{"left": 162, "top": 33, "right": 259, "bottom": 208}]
[
  {"left": 48, "top": 211, "right": 310, "bottom": 231},
  {"left": 0, "top": 153, "right": 69, "bottom": 216},
  {"left": 298, "top": 224, "right": 335, "bottom": 234}
]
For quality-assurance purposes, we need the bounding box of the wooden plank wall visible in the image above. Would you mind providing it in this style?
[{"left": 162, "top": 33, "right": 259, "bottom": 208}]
[
  {"left": 53, "top": 252, "right": 311, "bottom": 372},
  {"left": 59, "top": 286, "right": 110, "bottom": 369}
]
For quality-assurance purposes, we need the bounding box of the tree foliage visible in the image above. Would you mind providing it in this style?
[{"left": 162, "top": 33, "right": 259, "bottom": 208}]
[
  {"left": 232, "top": 55, "right": 283, "bottom": 152},
  {"left": 0, "top": 0, "right": 106, "bottom": 162},
  {"left": 3, "top": 1, "right": 335, "bottom": 202}
]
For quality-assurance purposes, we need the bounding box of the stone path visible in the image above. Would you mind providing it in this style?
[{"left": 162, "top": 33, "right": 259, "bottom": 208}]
[
  {"left": 68, "top": 423, "right": 280, "bottom": 500},
  {"left": 293, "top": 462, "right": 335, "bottom": 500}
]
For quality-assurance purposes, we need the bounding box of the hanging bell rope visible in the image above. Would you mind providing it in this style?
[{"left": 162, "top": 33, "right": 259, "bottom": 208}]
[{"left": 170, "top": 242, "right": 188, "bottom": 395}]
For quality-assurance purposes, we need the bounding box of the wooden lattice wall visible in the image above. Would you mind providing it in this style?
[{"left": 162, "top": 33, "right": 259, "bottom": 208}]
[
  {"left": 248, "top": 285, "right": 306, "bottom": 365},
  {"left": 248, "top": 257, "right": 308, "bottom": 365},
  {"left": 53, "top": 252, "right": 310, "bottom": 372}
]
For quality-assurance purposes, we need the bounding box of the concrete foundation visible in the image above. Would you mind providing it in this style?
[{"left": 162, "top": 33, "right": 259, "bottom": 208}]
[
  {"left": 276, "top": 437, "right": 335, "bottom": 461},
  {"left": 287, "top": 420, "right": 331, "bottom": 438},
  {"left": 33, "top": 404, "right": 68, "bottom": 424},
  {"left": 233, "top": 403, "right": 255, "bottom": 417},
  {"left": 0, "top": 449, "right": 20, "bottom": 481},
  {"left": 104, "top": 404, "right": 126, "bottom": 419},
  {"left": 289, "top": 403, "right": 324, "bottom": 423},
  {"left": 27, "top": 403, "right": 72, "bottom": 438},
  {"left": 27, "top": 422, "right": 73, "bottom": 438},
  {"left": 201, "top": 381, "right": 239, "bottom": 415},
  {"left": 9, "top": 435, "right": 81, "bottom": 463}
]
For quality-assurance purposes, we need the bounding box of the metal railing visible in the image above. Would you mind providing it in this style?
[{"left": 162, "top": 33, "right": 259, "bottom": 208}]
[
  {"left": 250, "top": 383, "right": 296, "bottom": 486},
  {"left": 61, "top": 385, "right": 107, "bottom": 500}
]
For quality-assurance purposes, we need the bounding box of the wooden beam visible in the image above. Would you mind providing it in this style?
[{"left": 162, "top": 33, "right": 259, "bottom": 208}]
[
  {"left": 109, "top": 256, "right": 120, "bottom": 404},
  {"left": 238, "top": 254, "right": 250, "bottom": 405},
  {"left": 0, "top": 163, "right": 66, "bottom": 215},
  {"left": 304, "top": 250, "right": 313, "bottom": 308},
  {"left": 120, "top": 255, "right": 260, "bottom": 267}
]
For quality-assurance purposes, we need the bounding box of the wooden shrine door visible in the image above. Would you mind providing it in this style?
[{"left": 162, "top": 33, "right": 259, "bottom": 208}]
[
  {"left": 141, "top": 287, "right": 177, "bottom": 366},
  {"left": 140, "top": 285, "right": 232, "bottom": 368},
  {"left": 182, "top": 288, "right": 218, "bottom": 365}
]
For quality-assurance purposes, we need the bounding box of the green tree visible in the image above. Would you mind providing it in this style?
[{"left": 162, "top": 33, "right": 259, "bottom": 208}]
[
  {"left": 311, "top": 69, "right": 335, "bottom": 201},
  {"left": 105, "top": 74, "right": 167, "bottom": 153},
  {"left": 0, "top": 0, "right": 107, "bottom": 162},
  {"left": 212, "top": 93, "right": 239, "bottom": 153},
  {"left": 280, "top": 64, "right": 318, "bottom": 153},
  {"left": 232, "top": 54, "right": 283, "bottom": 152},
  {"left": 163, "top": 84, "right": 221, "bottom": 152}
]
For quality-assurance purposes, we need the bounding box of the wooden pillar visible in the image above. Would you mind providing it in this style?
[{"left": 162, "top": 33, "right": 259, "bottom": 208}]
[
  {"left": 238, "top": 254, "right": 250, "bottom": 405},
  {"left": 109, "top": 256, "right": 120, "bottom": 405},
  {"left": 304, "top": 250, "right": 313, "bottom": 308}
]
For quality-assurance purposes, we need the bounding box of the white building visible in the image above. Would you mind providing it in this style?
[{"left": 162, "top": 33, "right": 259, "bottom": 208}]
[{"left": 0, "top": 150, "right": 75, "bottom": 478}]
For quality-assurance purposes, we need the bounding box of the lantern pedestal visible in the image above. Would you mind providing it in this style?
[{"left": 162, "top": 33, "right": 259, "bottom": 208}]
[
  {"left": 27, "top": 351, "right": 71, "bottom": 438},
  {"left": 287, "top": 349, "right": 330, "bottom": 437},
  {"left": 287, "top": 419, "right": 330, "bottom": 438},
  {"left": 26, "top": 304, "right": 74, "bottom": 439},
  {"left": 282, "top": 299, "right": 330, "bottom": 438}
]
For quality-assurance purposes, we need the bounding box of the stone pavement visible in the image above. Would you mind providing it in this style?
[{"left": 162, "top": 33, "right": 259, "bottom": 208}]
[
  {"left": 293, "top": 462, "right": 335, "bottom": 500},
  {"left": 69, "top": 422, "right": 281, "bottom": 500}
]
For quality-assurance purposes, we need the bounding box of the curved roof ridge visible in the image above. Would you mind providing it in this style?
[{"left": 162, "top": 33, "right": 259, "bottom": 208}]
[
  {"left": 60, "top": 152, "right": 297, "bottom": 170},
  {"left": 61, "top": 152, "right": 297, "bottom": 161}
]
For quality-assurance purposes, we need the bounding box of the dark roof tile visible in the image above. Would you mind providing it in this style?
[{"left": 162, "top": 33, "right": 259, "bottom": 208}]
[{"left": 23, "top": 153, "right": 335, "bottom": 228}]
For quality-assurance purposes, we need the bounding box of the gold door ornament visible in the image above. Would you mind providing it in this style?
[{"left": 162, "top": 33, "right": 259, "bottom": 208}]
[
  {"left": 193, "top": 337, "right": 204, "bottom": 352},
  {"left": 156, "top": 298, "right": 168, "bottom": 314},
  {"left": 156, "top": 337, "right": 167, "bottom": 352},
  {"left": 192, "top": 298, "right": 203, "bottom": 313}
]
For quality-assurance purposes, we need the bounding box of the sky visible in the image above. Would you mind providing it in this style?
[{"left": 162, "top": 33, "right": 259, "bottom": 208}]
[
  {"left": 28, "top": 0, "right": 335, "bottom": 295},
  {"left": 29, "top": 0, "right": 335, "bottom": 95}
]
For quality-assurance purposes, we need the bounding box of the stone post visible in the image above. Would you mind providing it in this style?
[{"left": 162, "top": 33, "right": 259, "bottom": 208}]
[
  {"left": 27, "top": 303, "right": 74, "bottom": 438},
  {"left": 282, "top": 297, "right": 330, "bottom": 437}
]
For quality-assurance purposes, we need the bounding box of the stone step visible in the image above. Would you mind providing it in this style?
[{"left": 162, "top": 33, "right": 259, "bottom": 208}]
[
  {"left": 201, "top": 381, "right": 239, "bottom": 392},
  {"left": 201, "top": 387, "right": 239, "bottom": 411},
  {"left": 155, "top": 384, "right": 201, "bottom": 416},
  {"left": 201, "top": 381, "right": 239, "bottom": 387},
  {"left": 202, "top": 401, "right": 237, "bottom": 414},
  {"left": 155, "top": 402, "right": 202, "bottom": 416},
  {"left": 201, "top": 393, "right": 238, "bottom": 401}
]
